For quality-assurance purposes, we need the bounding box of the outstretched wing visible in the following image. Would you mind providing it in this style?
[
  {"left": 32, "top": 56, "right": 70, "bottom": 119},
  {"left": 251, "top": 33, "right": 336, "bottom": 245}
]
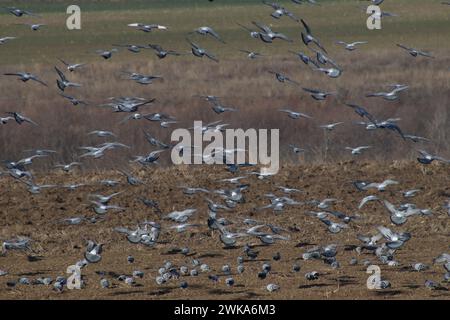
[{"left": 54, "top": 66, "right": 67, "bottom": 82}]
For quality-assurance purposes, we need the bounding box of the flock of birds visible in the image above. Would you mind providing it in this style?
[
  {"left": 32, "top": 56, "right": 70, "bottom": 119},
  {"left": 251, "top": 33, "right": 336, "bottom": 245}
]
[{"left": 0, "top": 0, "right": 450, "bottom": 297}]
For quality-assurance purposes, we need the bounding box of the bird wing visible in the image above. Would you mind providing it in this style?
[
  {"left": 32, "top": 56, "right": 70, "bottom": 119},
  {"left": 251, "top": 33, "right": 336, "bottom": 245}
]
[
  {"left": 302, "top": 87, "right": 319, "bottom": 94},
  {"left": 377, "top": 226, "right": 394, "bottom": 241},
  {"left": 148, "top": 44, "right": 163, "bottom": 51},
  {"left": 384, "top": 123, "right": 406, "bottom": 140},
  {"left": 300, "top": 19, "right": 312, "bottom": 34},
  {"left": 418, "top": 50, "right": 433, "bottom": 58},
  {"left": 205, "top": 51, "right": 219, "bottom": 62},
  {"left": 396, "top": 43, "right": 411, "bottom": 51},
  {"left": 58, "top": 58, "right": 70, "bottom": 66},
  {"left": 54, "top": 66, "right": 67, "bottom": 82},
  {"left": 31, "top": 76, "right": 48, "bottom": 87},
  {"left": 236, "top": 22, "right": 253, "bottom": 33},
  {"left": 208, "top": 28, "right": 224, "bottom": 42},
  {"left": 3, "top": 72, "right": 22, "bottom": 77},
  {"left": 252, "top": 21, "right": 271, "bottom": 33},
  {"left": 186, "top": 38, "right": 199, "bottom": 49},
  {"left": 22, "top": 115, "right": 38, "bottom": 125},
  {"left": 382, "top": 200, "right": 397, "bottom": 215}
]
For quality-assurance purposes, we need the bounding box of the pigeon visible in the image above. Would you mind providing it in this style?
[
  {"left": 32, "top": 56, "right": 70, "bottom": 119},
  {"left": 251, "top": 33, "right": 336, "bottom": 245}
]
[
  {"left": 376, "top": 120, "right": 406, "bottom": 140},
  {"left": 266, "top": 283, "right": 280, "bottom": 292},
  {"left": 118, "top": 169, "right": 142, "bottom": 186},
  {"left": 192, "top": 26, "right": 225, "bottom": 43},
  {"left": 148, "top": 44, "right": 183, "bottom": 59},
  {"left": 417, "top": 150, "right": 450, "bottom": 165},
  {"left": 377, "top": 226, "right": 411, "bottom": 249},
  {"left": 4, "top": 72, "right": 48, "bottom": 86},
  {"left": 403, "top": 134, "right": 430, "bottom": 143},
  {"left": 345, "top": 103, "right": 377, "bottom": 125},
  {"left": 263, "top": 2, "right": 299, "bottom": 21},
  {"left": 269, "top": 71, "right": 299, "bottom": 85},
  {"left": 170, "top": 223, "right": 201, "bottom": 233},
  {"left": 84, "top": 240, "right": 103, "bottom": 263},
  {"left": 187, "top": 39, "right": 218, "bottom": 62},
  {"left": 382, "top": 200, "right": 421, "bottom": 225},
  {"left": 91, "top": 201, "right": 125, "bottom": 215},
  {"left": 251, "top": 21, "right": 292, "bottom": 43},
  {"left": 366, "top": 85, "right": 408, "bottom": 101},
  {"left": 397, "top": 44, "right": 433, "bottom": 58},
  {"left": 289, "top": 144, "right": 306, "bottom": 154},
  {"left": 302, "top": 88, "right": 335, "bottom": 100},
  {"left": 279, "top": 109, "right": 311, "bottom": 120},
  {"left": 0, "top": 116, "right": 15, "bottom": 125},
  {"left": 2, "top": 237, "right": 32, "bottom": 253},
  {"left": 305, "top": 271, "right": 319, "bottom": 280},
  {"left": 55, "top": 66, "right": 82, "bottom": 91},
  {"left": 19, "top": 23, "right": 46, "bottom": 31},
  {"left": 59, "top": 59, "right": 86, "bottom": 72},
  {"left": 112, "top": 43, "right": 148, "bottom": 53},
  {"left": 128, "top": 23, "right": 168, "bottom": 32},
  {"left": 5, "top": 7, "right": 39, "bottom": 17},
  {"left": 300, "top": 19, "right": 327, "bottom": 53},
  {"left": 210, "top": 101, "right": 237, "bottom": 114},
  {"left": 292, "top": 0, "right": 320, "bottom": 4},
  {"left": 412, "top": 263, "right": 429, "bottom": 272},
  {"left": 60, "top": 94, "right": 87, "bottom": 106},
  {"left": 5, "top": 112, "right": 38, "bottom": 126},
  {"left": 239, "top": 49, "right": 262, "bottom": 59},
  {"left": 0, "top": 37, "right": 17, "bottom": 45},
  {"left": 320, "top": 218, "right": 348, "bottom": 234},
  {"left": 358, "top": 195, "right": 380, "bottom": 209},
  {"left": 89, "top": 192, "right": 123, "bottom": 205},
  {"left": 95, "top": 48, "right": 118, "bottom": 60},
  {"left": 165, "top": 209, "right": 197, "bottom": 223},
  {"left": 236, "top": 23, "right": 260, "bottom": 39},
  {"left": 360, "top": 179, "right": 399, "bottom": 192},
  {"left": 336, "top": 41, "right": 368, "bottom": 51},
  {"left": 402, "top": 189, "right": 421, "bottom": 198},
  {"left": 345, "top": 146, "right": 372, "bottom": 155},
  {"left": 320, "top": 122, "right": 344, "bottom": 131}
]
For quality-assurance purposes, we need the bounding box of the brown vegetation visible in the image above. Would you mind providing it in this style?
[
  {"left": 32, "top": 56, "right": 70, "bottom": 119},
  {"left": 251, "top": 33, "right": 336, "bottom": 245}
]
[{"left": 0, "top": 162, "right": 449, "bottom": 299}]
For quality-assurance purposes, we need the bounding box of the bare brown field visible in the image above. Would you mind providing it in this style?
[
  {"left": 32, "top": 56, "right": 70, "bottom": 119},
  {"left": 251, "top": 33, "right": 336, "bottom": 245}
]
[
  {"left": 0, "top": 162, "right": 449, "bottom": 299},
  {"left": 0, "top": 0, "right": 449, "bottom": 169}
]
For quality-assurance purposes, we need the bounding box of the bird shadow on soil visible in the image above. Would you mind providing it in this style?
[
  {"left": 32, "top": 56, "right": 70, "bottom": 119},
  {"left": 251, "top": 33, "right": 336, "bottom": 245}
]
[
  {"left": 236, "top": 292, "right": 261, "bottom": 299},
  {"left": 299, "top": 283, "right": 331, "bottom": 289},
  {"left": 295, "top": 242, "right": 317, "bottom": 248},
  {"left": 243, "top": 258, "right": 271, "bottom": 263},
  {"left": 208, "top": 288, "right": 248, "bottom": 295},
  {"left": 147, "top": 283, "right": 208, "bottom": 296},
  {"left": 403, "top": 284, "right": 421, "bottom": 289},
  {"left": 334, "top": 276, "right": 358, "bottom": 287},
  {"left": 373, "top": 290, "right": 403, "bottom": 296},
  {"left": 431, "top": 292, "right": 450, "bottom": 298},
  {"left": 221, "top": 246, "right": 241, "bottom": 250},
  {"left": 148, "top": 288, "right": 173, "bottom": 296},
  {"left": 27, "top": 255, "right": 44, "bottom": 262},
  {"left": 110, "top": 289, "right": 146, "bottom": 296},
  {"left": 17, "top": 270, "right": 53, "bottom": 276},
  {"left": 161, "top": 252, "right": 197, "bottom": 257},
  {"left": 197, "top": 252, "right": 224, "bottom": 259}
]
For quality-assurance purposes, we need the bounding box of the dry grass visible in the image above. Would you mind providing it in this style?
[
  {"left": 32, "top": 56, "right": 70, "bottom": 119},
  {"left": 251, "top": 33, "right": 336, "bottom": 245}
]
[{"left": 0, "top": 0, "right": 449, "bottom": 169}]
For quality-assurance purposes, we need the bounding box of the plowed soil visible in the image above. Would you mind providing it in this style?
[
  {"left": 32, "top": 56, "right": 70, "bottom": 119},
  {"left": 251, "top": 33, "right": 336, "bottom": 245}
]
[{"left": 0, "top": 161, "right": 449, "bottom": 299}]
